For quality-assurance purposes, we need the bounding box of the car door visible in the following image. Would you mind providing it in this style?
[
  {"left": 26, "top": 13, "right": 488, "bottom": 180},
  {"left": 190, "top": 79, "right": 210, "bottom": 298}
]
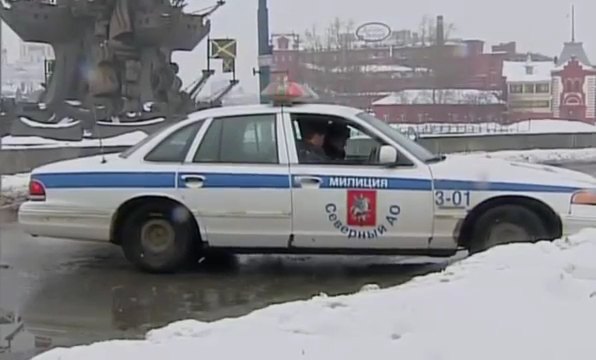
[
  {"left": 283, "top": 109, "right": 434, "bottom": 250},
  {"left": 176, "top": 111, "right": 292, "bottom": 248}
]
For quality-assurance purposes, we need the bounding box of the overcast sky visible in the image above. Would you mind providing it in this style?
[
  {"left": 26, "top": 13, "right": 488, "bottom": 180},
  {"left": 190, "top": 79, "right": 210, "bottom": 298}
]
[{"left": 2, "top": 0, "right": 595, "bottom": 94}]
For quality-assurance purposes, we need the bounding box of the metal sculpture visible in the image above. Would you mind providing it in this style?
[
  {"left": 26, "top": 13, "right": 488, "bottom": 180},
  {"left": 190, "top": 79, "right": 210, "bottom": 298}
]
[{"left": 0, "top": 0, "right": 229, "bottom": 122}]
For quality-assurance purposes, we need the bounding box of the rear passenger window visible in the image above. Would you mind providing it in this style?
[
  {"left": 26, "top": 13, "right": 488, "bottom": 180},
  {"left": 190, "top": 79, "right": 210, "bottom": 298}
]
[
  {"left": 194, "top": 114, "right": 278, "bottom": 164},
  {"left": 144, "top": 121, "right": 203, "bottom": 163}
]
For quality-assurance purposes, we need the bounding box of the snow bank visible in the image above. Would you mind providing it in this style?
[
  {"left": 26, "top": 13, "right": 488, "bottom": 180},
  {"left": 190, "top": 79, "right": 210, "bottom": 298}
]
[
  {"left": 33, "top": 229, "right": 596, "bottom": 360},
  {"left": 1, "top": 131, "right": 148, "bottom": 149},
  {"left": 0, "top": 173, "right": 30, "bottom": 207},
  {"left": 18, "top": 116, "right": 81, "bottom": 129}
]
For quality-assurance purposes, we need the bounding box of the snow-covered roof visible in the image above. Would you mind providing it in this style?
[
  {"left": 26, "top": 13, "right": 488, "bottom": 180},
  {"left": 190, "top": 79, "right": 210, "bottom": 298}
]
[
  {"left": 503, "top": 59, "right": 554, "bottom": 83},
  {"left": 373, "top": 89, "right": 504, "bottom": 105}
]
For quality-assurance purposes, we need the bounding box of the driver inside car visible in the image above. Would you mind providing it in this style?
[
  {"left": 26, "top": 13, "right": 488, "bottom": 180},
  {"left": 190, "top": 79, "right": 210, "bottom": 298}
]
[{"left": 323, "top": 122, "right": 351, "bottom": 161}]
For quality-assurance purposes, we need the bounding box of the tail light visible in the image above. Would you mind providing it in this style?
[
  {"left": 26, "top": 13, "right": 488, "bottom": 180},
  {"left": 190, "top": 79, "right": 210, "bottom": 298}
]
[{"left": 28, "top": 179, "right": 46, "bottom": 201}]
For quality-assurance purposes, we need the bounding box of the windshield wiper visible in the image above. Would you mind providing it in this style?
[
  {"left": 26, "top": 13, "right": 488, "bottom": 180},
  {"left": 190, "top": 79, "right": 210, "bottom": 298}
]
[{"left": 425, "top": 154, "right": 446, "bottom": 163}]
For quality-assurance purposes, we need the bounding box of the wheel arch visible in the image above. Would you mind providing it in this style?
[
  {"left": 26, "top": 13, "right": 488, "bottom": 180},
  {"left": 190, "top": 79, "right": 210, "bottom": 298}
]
[
  {"left": 457, "top": 195, "right": 562, "bottom": 247},
  {"left": 110, "top": 195, "right": 202, "bottom": 245}
]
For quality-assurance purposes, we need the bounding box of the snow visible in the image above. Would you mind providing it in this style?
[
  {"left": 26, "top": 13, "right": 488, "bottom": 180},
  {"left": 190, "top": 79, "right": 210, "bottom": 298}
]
[
  {"left": 503, "top": 60, "right": 555, "bottom": 82},
  {"left": 18, "top": 116, "right": 81, "bottom": 129},
  {"left": 97, "top": 117, "right": 165, "bottom": 126},
  {"left": 32, "top": 229, "right": 596, "bottom": 360},
  {"left": 0, "top": 173, "right": 30, "bottom": 207},
  {"left": 0, "top": 131, "right": 148, "bottom": 149},
  {"left": 373, "top": 89, "right": 504, "bottom": 105},
  {"left": 143, "top": 102, "right": 155, "bottom": 112}
]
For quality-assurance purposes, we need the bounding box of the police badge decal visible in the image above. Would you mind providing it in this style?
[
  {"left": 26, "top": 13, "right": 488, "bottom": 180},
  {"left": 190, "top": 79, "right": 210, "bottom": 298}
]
[
  {"left": 325, "top": 189, "right": 400, "bottom": 239},
  {"left": 347, "top": 190, "right": 377, "bottom": 227}
]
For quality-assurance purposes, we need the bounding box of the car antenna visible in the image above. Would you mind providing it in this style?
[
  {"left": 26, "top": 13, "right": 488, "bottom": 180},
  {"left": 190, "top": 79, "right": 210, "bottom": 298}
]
[{"left": 92, "top": 104, "right": 107, "bottom": 164}]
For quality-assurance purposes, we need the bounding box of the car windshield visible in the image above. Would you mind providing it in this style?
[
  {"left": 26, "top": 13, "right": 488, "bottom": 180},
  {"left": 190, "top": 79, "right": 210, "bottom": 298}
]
[{"left": 356, "top": 111, "right": 441, "bottom": 163}]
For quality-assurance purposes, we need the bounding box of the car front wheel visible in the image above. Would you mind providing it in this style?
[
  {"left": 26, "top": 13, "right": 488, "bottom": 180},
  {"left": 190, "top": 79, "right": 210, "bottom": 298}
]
[
  {"left": 120, "top": 201, "right": 199, "bottom": 273},
  {"left": 469, "top": 204, "right": 550, "bottom": 254}
]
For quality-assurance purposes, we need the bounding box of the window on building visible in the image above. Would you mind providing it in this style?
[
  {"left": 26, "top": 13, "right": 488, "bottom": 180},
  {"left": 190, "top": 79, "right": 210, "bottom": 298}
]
[
  {"left": 144, "top": 121, "right": 204, "bottom": 162},
  {"left": 536, "top": 83, "right": 550, "bottom": 93},
  {"left": 509, "top": 100, "right": 551, "bottom": 109},
  {"left": 194, "top": 114, "right": 278, "bottom": 164},
  {"left": 509, "top": 84, "right": 523, "bottom": 93},
  {"left": 574, "top": 79, "right": 582, "bottom": 92},
  {"left": 523, "top": 84, "right": 535, "bottom": 93}
]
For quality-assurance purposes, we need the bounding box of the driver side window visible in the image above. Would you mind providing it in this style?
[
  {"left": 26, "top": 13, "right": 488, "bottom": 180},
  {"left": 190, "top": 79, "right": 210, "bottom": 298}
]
[{"left": 290, "top": 113, "right": 412, "bottom": 166}]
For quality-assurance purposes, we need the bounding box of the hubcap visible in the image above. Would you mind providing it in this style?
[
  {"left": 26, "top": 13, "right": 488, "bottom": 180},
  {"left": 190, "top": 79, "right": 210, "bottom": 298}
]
[
  {"left": 486, "top": 222, "right": 530, "bottom": 248},
  {"left": 140, "top": 219, "right": 175, "bottom": 254}
]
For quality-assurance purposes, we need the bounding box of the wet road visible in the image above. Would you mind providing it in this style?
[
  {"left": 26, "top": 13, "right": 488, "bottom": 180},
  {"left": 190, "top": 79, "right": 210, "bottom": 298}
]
[
  {"left": 1, "top": 161, "right": 594, "bottom": 359},
  {"left": 0, "top": 225, "right": 452, "bottom": 359}
]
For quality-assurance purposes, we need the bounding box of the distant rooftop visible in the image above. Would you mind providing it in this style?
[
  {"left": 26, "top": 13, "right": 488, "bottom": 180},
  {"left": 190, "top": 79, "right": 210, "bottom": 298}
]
[
  {"left": 503, "top": 55, "right": 555, "bottom": 83},
  {"left": 557, "top": 41, "right": 592, "bottom": 67}
]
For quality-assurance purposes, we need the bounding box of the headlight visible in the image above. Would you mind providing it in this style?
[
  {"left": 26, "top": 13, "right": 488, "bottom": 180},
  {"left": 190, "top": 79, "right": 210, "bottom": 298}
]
[{"left": 571, "top": 190, "right": 596, "bottom": 205}]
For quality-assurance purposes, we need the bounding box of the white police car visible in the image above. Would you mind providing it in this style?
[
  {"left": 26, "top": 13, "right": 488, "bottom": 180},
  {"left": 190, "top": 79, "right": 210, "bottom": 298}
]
[{"left": 18, "top": 81, "right": 596, "bottom": 273}]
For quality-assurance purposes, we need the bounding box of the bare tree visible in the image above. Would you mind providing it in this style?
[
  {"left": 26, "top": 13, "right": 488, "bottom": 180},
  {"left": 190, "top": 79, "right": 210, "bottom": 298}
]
[{"left": 304, "top": 24, "right": 323, "bottom": 52}]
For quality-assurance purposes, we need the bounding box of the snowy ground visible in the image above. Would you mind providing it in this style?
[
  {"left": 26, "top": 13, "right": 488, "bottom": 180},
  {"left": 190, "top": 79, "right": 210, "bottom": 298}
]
[
  {"left": 0, "top": 131, "right": 148, "bottom": 149},
  {"left": 32, "top": 229, "right": 596, "bottom": 360}
]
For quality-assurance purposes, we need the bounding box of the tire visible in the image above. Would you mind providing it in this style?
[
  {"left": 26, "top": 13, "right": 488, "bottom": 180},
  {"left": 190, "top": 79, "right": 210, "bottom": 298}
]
[
  {"left": 469, "top": 204, "right": 550, "bottom": 254},
  {"left": 120, "top": 201, "right": 199, "bottom": 273}
]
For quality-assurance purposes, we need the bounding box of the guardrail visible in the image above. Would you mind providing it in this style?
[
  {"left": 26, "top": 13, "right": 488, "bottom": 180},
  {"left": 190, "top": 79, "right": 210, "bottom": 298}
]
[
  {"left": 417, "top": 132, "right": 596, "bottom": 154},
  {"left": 2, "top": 132, "right": 596, "bottom": 175},
  {"left": 391, "top": 123, "right": 535, "bottom": 136}
]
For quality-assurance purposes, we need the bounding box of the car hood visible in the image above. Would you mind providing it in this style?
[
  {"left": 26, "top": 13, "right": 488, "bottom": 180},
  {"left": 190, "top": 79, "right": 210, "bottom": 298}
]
[{"left": 429, "top": 155, "right": 596, "bottom": 190}]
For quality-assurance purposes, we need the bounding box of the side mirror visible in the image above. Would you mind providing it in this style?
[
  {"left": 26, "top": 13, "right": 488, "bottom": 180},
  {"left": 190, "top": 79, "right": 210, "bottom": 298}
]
[{"left": 379, "top": 145, "right": 398, "bottom": 165}]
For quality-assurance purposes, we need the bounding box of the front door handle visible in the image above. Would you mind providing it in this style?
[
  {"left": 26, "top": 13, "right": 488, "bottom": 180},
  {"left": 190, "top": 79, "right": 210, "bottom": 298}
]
[
  {"left": 181, "top": 175, "right": 205, "bottom": 188},
  {"left": 295, "top": 176, "right": 322, "bottom": 188}
]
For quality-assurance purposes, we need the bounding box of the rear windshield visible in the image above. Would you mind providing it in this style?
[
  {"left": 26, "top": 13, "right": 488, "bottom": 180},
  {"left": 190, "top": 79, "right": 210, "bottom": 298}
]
[{"left": 118, "top": 125, "right": 171, "bottom": 159}]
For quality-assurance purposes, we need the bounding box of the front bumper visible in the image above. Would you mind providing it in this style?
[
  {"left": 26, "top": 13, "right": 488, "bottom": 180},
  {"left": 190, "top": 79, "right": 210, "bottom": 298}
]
[
  {"left": 563, "top": 204, "right": 596, "bottom": 236},
  {"left": 18, "top": 201, "right": 112, "bottom": 242}
]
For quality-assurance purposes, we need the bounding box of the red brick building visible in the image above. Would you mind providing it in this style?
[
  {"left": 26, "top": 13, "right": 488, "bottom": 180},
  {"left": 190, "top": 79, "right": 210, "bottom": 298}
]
[{"left": 270, "top": 19, "right": 508, "bottom": 112}]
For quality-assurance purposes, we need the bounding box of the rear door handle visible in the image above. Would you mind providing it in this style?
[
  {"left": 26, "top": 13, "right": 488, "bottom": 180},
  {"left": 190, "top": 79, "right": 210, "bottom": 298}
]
[
  {"left": 181, "top": 175, "right": 205, "bottom": 188},
  {"left": 295, "top": 176, "right": 322, "bottom": 188}
]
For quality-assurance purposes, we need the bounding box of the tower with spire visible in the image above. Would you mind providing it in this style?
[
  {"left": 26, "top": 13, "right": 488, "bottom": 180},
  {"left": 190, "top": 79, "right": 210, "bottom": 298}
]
[{"left": 551, "top": 4, "right": 596, "bottom": 123}]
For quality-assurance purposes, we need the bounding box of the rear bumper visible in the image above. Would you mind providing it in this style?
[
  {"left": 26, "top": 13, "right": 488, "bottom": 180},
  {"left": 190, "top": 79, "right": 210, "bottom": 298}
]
[{"left": 18, "top": 202, "right": 112, "bottom": 242}]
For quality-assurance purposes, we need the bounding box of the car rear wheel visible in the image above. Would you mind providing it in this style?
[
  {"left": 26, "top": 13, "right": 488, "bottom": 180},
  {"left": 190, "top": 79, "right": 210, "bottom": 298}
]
[
  {"left": 120, "top": 201, "right": 199, "bottom": 273},
  {"left": 469, "top": 204, "right": 549, "bottom": 254}
]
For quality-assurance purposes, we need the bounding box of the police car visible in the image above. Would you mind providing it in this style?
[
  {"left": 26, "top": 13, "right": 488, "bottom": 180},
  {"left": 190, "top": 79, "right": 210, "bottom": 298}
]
[{"left": 18, "top": 80, "right": 596, "bottom": 273}]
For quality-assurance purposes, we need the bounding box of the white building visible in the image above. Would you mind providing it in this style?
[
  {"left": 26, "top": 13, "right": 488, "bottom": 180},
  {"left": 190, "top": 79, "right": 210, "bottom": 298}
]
[{"left": 502, "top": 55, "right": 554, "bottom": 119}]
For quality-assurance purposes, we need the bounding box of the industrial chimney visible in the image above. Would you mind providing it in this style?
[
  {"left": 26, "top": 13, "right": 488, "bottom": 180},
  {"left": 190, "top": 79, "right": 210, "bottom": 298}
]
[{"left": 436, "top": 15, "right": 445, "bottom": 46}]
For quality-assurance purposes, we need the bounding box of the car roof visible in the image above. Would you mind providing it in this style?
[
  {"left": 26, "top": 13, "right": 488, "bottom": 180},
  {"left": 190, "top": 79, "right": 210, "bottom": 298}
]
[{"left": 183, "top": 103, "right": 363, "bottom": 123}]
